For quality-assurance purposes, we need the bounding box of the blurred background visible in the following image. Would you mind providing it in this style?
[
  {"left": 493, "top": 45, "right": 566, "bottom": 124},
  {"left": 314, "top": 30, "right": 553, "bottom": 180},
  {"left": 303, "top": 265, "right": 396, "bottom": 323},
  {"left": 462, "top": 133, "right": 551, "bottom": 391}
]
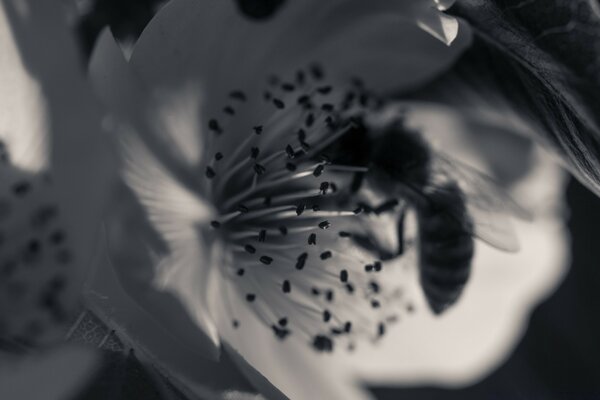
[{"left": 69, "top": 0, "right": 600, "bottom": 398}]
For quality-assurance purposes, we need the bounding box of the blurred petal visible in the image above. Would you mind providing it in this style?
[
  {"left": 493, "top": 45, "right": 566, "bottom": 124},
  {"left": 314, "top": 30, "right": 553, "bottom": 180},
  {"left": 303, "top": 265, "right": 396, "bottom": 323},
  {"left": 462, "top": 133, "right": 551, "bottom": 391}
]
[
  {"left": 0, "top": 0, "right": 115, "bottom": 344},
  {"left": 0, "top": 346, "right": 99, "bottom": 400}
]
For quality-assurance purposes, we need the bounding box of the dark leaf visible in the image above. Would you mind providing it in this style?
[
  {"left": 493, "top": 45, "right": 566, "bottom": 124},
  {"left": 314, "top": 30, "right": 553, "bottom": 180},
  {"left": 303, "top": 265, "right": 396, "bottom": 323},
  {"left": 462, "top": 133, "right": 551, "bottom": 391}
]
[{"left": 432, "top": 0, "right": 600, "bottom": 196}]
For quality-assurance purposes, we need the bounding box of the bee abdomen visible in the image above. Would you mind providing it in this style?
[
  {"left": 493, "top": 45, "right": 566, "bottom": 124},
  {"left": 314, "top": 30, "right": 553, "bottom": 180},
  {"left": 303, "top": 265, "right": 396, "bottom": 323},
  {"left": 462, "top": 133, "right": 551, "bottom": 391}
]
[{"left": 418, "top": 183, "right": 475, "bottom": 315}]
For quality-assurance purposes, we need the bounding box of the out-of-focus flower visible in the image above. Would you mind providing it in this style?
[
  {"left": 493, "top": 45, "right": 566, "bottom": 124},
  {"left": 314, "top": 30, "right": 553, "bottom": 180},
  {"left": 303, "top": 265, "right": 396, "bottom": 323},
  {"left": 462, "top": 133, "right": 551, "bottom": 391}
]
[
  {"left": 0, "top": 0, "right": 115, "bottom": 346},
  {"left": 86, "top": 0, "right": 567, "bottom": 399}
]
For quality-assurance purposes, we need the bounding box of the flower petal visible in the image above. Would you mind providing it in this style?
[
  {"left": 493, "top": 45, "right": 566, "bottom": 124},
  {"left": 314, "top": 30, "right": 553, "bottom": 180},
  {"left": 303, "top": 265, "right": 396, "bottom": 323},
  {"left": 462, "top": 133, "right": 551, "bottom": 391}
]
[
  {"left": 214, "top": 276, "right": 375, "bottom": 400},
  {"left": 129, "top": 0, "right": 471, "bottom": 100},
  {"left": 0, "top": 0, "right": 115, "bottom": 344}
]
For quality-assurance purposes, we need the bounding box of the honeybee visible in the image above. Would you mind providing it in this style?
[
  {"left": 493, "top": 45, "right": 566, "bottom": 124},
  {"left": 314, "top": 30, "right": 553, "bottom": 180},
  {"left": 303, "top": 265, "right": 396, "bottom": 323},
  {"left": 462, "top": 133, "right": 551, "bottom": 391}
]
[{"left": 326, "top": 118, "right": 527, "bottom": 314}]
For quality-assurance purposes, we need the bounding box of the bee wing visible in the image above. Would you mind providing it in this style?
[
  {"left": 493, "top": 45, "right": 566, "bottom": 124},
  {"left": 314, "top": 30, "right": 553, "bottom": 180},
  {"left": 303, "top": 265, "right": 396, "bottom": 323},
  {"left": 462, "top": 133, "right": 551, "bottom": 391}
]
[{"left": 432, "top": 154, "right": 526, "bottom": 252}]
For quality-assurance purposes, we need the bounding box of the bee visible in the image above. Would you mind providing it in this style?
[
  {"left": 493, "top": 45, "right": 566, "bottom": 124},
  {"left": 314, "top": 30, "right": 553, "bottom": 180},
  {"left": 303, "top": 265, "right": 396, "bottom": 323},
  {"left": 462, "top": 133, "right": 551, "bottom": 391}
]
[{"left": 325, "top": 117, "right": 526, "bottom": 315}]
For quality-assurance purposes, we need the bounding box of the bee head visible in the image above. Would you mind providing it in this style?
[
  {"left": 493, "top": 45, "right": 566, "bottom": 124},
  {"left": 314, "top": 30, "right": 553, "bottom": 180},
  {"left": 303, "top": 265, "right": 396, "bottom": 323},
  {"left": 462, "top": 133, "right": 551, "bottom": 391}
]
[{"left": 371, "top": 123, "right": 432, "bottom": 188}]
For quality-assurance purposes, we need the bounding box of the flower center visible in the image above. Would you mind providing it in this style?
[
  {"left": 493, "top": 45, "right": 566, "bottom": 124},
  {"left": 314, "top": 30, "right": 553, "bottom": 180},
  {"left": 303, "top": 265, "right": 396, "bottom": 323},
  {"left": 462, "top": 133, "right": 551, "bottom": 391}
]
[{"left": 200, "top": 64, "right": 414, "bottom": 352}]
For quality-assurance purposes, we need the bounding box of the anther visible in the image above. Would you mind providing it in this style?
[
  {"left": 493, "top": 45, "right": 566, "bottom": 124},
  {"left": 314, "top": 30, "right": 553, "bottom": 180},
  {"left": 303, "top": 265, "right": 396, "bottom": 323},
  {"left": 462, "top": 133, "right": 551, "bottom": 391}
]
[
  {"left": 214, "top": 152, "right": 224, "bottom": 161},
  {"left": 281, "top": 83, "right": 295, "bottom": 92},
  {"left": 285, "top": 145, "right": 295, "bottom": 159},
  {"left": 237, "top": 268, "right": 245, "bottom": 276},
  {"left": 223, "top": 106, "right": 235, "bottom": 115},
  {"left": 325, "top": 290, "right": 334, "bottom": 302},
  {"left": 320, "top": 251, "right": 332, "bottom": 260},
  {"left": 339, "top": 231, "right": 351, "bottom": 238},
  {"left": 296, "top": 204, "right": 305, "bottom": 216},
  {"left": 309, "top": 64, "right": 324, "bottom": 80},
  {"left": 313, "top": 164, "right": 325, "bottom": 177},
  {"left": 317, "top": 86, "right": 332, "bottom": 95},
  {"left": 229, "top": 90, "right": 247, "bottom": 101},
  {"left": 258, "top": 229, "right": 267, "bottom": 242},
  {"left": 318, "top": 220, "right": 331, "bottom": 230},
  {"left": 313, "top": 335, "right": 333, "bottom": 352},
  {"left": 371, "top": 300, "right": 381, "bottom": 309},
  {"left": 340, "top": 270, "right": 348, "bottom": 283},
  {"left": 282, "top": 280, "right": 291, "bottom": 293},
  {"left": 374, "top": 261, "right": 383, "bottom": 272},
  {"left": 208, "top": 119, "right": 222, "bottom": 134},
  {"left": 260, "top": 255, "right": 273, "bottom": 265},
  {"left": 323, "top": 310, "right": 331, "bottom": 322},
  {"left": 273, "top": 98, "right": 285, "bottom": 109},
  {"left": 296, "top": 252, "right": 308, "bottom": 270},
  {"left": 205, "top": 166, "right": 216, "bottom": 179},
  {"left": 308, "top": 233, "right": 317, "bottom": 245},
  {"left": 246, "top": 294, "right": 256, "bottom": 302},
  {"left": 250, "top": 147, "right": 260, "bottom": 159},
  {"left": 278, "top": 318, "right": 288, "bottom": 327},
  {"left": 312, "top": 205, "right": 320, "bottom": 212},
  {"left": 279, "top": 226, "right": 288, "bottom": 235},
  {"left": 253, "top": 126, "right": 263, "bottom": 135},
  {"left": 305, "top": 113, "right": 315, "bottom": 127},
  {"left": 245, "top": 244, "right": 256, "bottom": 254}
]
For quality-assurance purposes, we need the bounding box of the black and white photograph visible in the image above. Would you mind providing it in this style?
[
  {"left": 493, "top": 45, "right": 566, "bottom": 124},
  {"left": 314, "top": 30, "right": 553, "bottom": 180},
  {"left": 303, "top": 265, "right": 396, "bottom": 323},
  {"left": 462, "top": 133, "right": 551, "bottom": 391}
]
[{"left": 1, "top": 1, "right": 600, "bottom": 399}]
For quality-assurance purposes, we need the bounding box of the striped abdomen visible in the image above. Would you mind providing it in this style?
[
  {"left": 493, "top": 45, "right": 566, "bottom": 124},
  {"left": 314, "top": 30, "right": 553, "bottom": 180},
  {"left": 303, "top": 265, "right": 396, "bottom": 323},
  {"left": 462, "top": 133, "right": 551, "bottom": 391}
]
[{"left": 417, "top": 182, "right": 474, "bottom": 315}]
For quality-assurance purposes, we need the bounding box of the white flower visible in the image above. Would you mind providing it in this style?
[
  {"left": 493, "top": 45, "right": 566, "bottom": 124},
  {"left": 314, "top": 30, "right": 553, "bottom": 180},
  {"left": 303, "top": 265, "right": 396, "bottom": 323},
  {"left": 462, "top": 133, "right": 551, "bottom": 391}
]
[{"left": 86, "top": 1, "right": 567, "bottom": 399}]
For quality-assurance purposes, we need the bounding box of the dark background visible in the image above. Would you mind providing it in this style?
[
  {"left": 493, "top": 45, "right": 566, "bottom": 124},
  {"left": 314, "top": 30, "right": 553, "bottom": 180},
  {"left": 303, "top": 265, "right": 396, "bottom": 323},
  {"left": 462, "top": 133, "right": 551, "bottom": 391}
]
[{"left": 74, "top": 1, "right": 600, "bottom": 398}]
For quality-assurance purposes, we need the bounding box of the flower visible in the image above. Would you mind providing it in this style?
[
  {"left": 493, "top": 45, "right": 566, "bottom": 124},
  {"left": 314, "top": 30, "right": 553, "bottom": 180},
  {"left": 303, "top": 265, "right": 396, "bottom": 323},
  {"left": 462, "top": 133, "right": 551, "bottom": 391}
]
[
  {"left": 0, "top": 0, "right": 114, "bottom": 347},
  {"left": 86, "top": 0, "right": 567, "bottom": 399}
]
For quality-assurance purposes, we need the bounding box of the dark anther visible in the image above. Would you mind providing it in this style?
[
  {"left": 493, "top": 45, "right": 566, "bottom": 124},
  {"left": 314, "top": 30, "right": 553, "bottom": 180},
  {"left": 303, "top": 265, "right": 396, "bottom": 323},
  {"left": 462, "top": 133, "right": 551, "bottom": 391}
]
[
  {"left": 246, "top": 294, "right": 256, "bottom": 302},
  {"left": 313, "top": 164, "right": 324, "bottom": 177},
  {"left": 297, "top": 129, "right": 306, "bottom": 141},
  {"left": 223, "top": 106, "right": 235, "bottom": 115},
  {"left": 253, "top": 125, "right": 263, "bottom": 135},
  {"left": 305, "top": 113, "right": 315, "bottom": 127},
  {"left": 229, "top": 90, "right": 247, "bottom": 101},
  {"left": 323, "top": 310, "right": 331, "bottom": 322},
  {"left": 344, "top": 321, "right": 352, "bottom": 333},
  {"left": 258, "top": 229, "right": 267, "bottom": 242},
  {"left": 308, "top": 233, "right": 317, "bottom": 245},
  {"left": 254, "top": 163, "right": 266, "bottom": 175},
  {"left": 273, "top": 98, "right": 285, "bottom": 109},
  {"left": 338, "top": 231, "right": 351, "bottom": 238},
  {"left": 300, "top": 140, "right": 310, "bottom": 151},
  {"left": 278, "top": 317, "right": 288, "bottom": 327},
  {"left": 318, "top": 220, "right": 331, "bottom": 230},
  {"left": 282, "top": 280, "right": 291, "bottom": 293},
  {"left": 210, "top": 220, "right": 221, "bottom": 228},
  {"left": 378, "top": 322, "right": 386, "bottom": 337},
  {"left": 312, "top": 335, "right": 333, "bottom": 352},
  {"left": 250, "top": 147, "right": 260, "bottom": 159},
  {"left": 317, "top": 86, "right": 332, "bottom": 95},
  {"left": 309, "top": 64, "right": 324, "bottom": 80},
  {"left": 319, "top": 182, "right": 329, "bottom": 194},
  {"left": 353, "top": 206, "right": 363, "bottom": 215},
  {"left": 260, "top": 255, "right": 273, "bottom": 265},
  {"left": 296, "top": 252, "right": 308, "bottom": 270},
  {"left": 345, "top": 283, "right": 355, "bottom": 294},
  {"left": 286, "top": 162, "right": 297, "bottom": 171},
  {"left": 12, "top": 181, "right": 31, "bottom": 197},
  {"left": 237, "top": 268, "right": 245, "bottom": 276},
  {"left": 208, "top": 119, "right": 222, "bottom": 134},
  {"left": 331, "top": 328, "right": 343, "bottom": 336},
  {"left": 365, "top": 264, "right": 374, "bottom": 272},
  {"left": 297, "top": 95, "right": 310, "bottom": 105},
  {"left": 321, "top": 103, "right": 334, "bottom": 112},
  {"left": 281, "top": 83, "right": 295, "bottom": 92},
  {"left": 215, "top": 152, "right": 224, "bottom": 161},
  {"left": 371, "top": 300, "right": 381, "bottom": 309},
  {"left": 285, "top": 144, "right": 295, "bottom": 159},
  {"left": 245, "top": 244, "right": 257, "bottom": 254},
  {"left": 319, "top": 250, "right": 333, "bottom": 260},
  {"left": 325, "top": 290, "right": 334, "bottom": 302},
  {"left": 279, "top": 226, "right": 288, "bottom": 235},
  {"left": 205, "top": 166, "right": 216, "bottom": 179},
  {"left": 374, "top": 261, "right": 383, "bottom": 272},
  {"left": 369, "top": 281, "right": 380, "bottom": 293},
  {"left": 237, "top": 204, "right": 249, "bottom": 213},
  {"left": 311, "top": 287, "right": 320, "bottom": 296},
  {"left": 272, "top": 325, "right": 290, "bottom": 340},
  {"left": 340, "top": 270, "right": 348, "bottom": 283},
  {"left": 295, "top": 204, "right": 305, "bottom": 216},
  {"left": 233, "top": 319, "right": 240, "bottom": 328},
  {"left": 312, "top": 204, "right": 320, "bottom": 212},
  {"left": 263, "top": 91, "right": 272, "bottom": 100}
]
